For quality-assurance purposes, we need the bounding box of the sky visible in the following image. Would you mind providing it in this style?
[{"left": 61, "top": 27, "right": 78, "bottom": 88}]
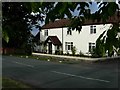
[{"left": 30, "top": 2, "right": 99, "bottom": 36}]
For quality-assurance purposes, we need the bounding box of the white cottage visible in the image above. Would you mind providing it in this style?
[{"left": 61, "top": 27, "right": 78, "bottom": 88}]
[{"left": 34, "top": 14, "right": 119, "bottom": 56}]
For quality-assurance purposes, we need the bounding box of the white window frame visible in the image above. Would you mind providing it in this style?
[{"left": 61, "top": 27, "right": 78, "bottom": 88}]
[
  {"left": 90, "top": 25, "right": 96, "bottom": 34},
  {"left": 65, "top": 42, "right": 73, "bottom": 51},
  {"left": 45, "top": 30, "right": 48, "bottom": 36},
  {"left": 89, "top": 42, "right": 95, "bottom": 53}
]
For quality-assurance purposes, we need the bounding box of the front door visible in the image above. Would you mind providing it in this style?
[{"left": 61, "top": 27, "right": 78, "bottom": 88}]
[{"left": 48, "top": 42, "right": 52, "bottom": 54}]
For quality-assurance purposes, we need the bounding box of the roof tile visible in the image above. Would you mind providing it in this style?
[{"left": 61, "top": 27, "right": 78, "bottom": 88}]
[
  {"left": 45, "top": 36, "right": 62, "bottom": 45},
  {"left": 42, "top": 12, "right": 120, "bottom": 29}
]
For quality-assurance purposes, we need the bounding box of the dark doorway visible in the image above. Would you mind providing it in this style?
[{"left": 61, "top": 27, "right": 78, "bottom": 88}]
[
  {"left": 48, "top": 42, "right": 52, "bottom": 54},
  {"left": 44, "top": 36, "right": 62, "bottom": 54}
]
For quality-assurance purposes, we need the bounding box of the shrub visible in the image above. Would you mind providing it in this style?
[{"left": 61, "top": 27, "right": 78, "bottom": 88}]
[
  {"left": 25, "top": 44, "right": 32, "bottom": 55},
  {"left": 55, "top": 50, "right": 63, "bottom": 55},
  {"left": 71, "top": 46, "right": 76, "bottom": 56},
  {"left": 43, "top": 46, "right": 47, "bottom": 53},
  {"left": 66, "top": 51, "right": 69, "bottom": 55},
  {"left": 79, "top": 51, "right": 84, "bottom": 57},
  {"left": 91, "top": 47, "right": 105, "bottom": 58}
]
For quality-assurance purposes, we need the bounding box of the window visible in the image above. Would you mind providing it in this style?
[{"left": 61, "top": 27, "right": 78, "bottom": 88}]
[
  {"left": 67, "top": 30, "right": 72, "bottom": 35},
  {"left": 89, "top": 43, "right": 95, "bottom": 53},
  {"left": 45, "top": 30, "right": 48, "bottom": 36},
  {"left": 90, "top": 25, "right": 96, "bottom": 34},
  {"left": 65, "top": 42, "right": 73, "bottom": 51}
]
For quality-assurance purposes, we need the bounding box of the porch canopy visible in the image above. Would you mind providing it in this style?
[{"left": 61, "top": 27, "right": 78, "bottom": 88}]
[{"left": 44, "top": 36, "right": 62, "bottom": 45}]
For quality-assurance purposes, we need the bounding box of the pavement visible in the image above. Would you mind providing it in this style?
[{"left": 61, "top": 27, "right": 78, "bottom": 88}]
[{"left": 2, "top": 55, "right": 119, "bottom": 88}]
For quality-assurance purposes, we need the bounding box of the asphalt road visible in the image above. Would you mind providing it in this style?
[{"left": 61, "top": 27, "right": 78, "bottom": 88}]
[{"left": 2, "top": 56, "right": 119, "bottom": 88}]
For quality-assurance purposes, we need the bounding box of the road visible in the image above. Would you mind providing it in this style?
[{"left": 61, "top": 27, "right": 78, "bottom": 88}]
[{"left": 2, "top": 56, "right": 119, "bottom": 88}]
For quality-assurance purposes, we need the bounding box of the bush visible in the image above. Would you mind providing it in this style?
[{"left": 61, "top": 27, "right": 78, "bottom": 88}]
[
  {"left": 71, "top": 46, "right": 76, "bottom": 56},
  {"left": 66, "top": 51, "right": 70, "bottom": 55},
  {"left": 24, "top": 44, "right": 32, "bottom": 55},
  {"left": 55, "top": 50, "right": 63, "bottom": 55},
  {"left": 14, "top": 49, "right": 25, "bottom": 55},
  {"left": 91, "top": 48, "right": 104, "bottom": 58},
  {"left": 79, "top": 51, "right": 84, "bottom": 56}
]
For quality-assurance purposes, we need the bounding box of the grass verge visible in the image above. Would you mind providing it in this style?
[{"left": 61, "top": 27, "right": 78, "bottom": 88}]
[
  {"left": 2, "top": 77, "right": 31, "bottom": 89},
  {"left": 7, "top": 54, "right": 83, "bottom": 64},
  {"left": 7, "top": 53, "right": 119, "bottom": 64}
]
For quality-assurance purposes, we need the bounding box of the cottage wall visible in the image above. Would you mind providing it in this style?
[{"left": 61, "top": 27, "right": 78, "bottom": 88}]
[{"left": 40, "top": 24, "right": 111, "bottom": 55}]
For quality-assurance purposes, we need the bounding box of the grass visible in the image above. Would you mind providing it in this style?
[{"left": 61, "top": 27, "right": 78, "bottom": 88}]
[
  {"left": 31, "top": 55, "right": 84, "bottom": 64},
  {"left": 7, "top": 53, "right": 119, "bottom": 64},
  {"left": 2, "top": 77, "right": 31, "bottom": 89},
  {"left": 7, "top": 54, "right": 82, "bottom": 64}
]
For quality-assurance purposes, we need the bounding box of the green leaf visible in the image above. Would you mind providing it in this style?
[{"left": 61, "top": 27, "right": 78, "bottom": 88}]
[
  {"left": 2, "top": 31, "right": 9, "bottom": 43},
  {"left": 97, "top": 30, "right": 106, "bottom": 40}
]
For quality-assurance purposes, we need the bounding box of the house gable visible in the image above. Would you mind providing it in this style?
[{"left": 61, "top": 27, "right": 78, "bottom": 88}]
[{"left": 45, "top": 36, "right": 62, "bottom": 46}]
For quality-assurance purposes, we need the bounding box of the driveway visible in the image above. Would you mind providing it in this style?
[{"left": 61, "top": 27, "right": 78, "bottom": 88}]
[{"left": 2, "top": 56, "right": 119, "bottom": 88}]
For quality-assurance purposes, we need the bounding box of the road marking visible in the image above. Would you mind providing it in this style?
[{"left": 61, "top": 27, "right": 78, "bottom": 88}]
[
  {"left": 51, "top": 71, "right": 110, "bottom": 83},
  {"left": 14, "top": 61, "right": 34, "bottom": 68}
]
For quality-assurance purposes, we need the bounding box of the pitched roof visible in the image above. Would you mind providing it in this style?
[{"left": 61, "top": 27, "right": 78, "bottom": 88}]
[
  {"left": 42, "top": 12, "right": 120, "bottom": 29},
  {"left": 42, "top": 19, "right": 71, "bottom": 29},
  {"left": 45, "top": 36, "right": 62, "bottom": 45}
]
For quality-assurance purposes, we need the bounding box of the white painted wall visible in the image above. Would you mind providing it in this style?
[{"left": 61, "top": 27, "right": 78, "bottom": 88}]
[
  {"left": 40, "top": 30, "right": 46, "bottom": 41},
  {"left": 41, "top": 28, "right": 62, "bottom": 42},
  {"left": 52, "top": 44, "right": 55, "bottom": 54},
  {"left": 40, "top": 24, "right": 111, "bottom": 55},
  {"left": 48, "top": 28, "right": 63, "bottom": 43},
  {"left": 62, "top": 24, "right": 111, "bottom": 55},
  {"left": 40, "top": 28, "right": 63, "bottom": 54}
]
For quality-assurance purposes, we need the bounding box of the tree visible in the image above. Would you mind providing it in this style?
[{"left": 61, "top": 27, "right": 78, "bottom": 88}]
[
  {"left": 2, "top": 2, "right": 43, "bottom": 54},
  {"left": 2, "top": 2, "right": 43, "bottom": 49},
  {"left": 41, "top": 2, "right": 120, "bottom": 57},
  {"left": 93, "top": 23, "right": 120, "bottom": 57},
  {"left": 41, "top": 2, "right": 119, "bottom": 31},
  {"left": 3, "top": 3, "right": 29, "bottom": 48},
  {"left": 2, "top": 2, "right": 120, "bottom": 56}
]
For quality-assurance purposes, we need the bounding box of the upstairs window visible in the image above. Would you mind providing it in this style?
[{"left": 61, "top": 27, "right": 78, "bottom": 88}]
[
  {"left": 67, "top": 30, "right": 72, "bottom": 35},
  {"left": 90, "top": 25, "right": 96, "bottom": 34},
  {"left": 65, "top": 42, "right": 73, "bottom": 51},
  {"left": 89, "top": 42, "right": 95, "bottom": 53},
  {"left": 45, "top": 30, "right": 48, "bottom": 36}
]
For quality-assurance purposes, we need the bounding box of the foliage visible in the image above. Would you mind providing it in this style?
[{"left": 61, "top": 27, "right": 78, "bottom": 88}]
[
  {"left": 2, "top": 77, "right": 31, "bottom": 88},
  {"left": 71, "top": 46, "right": 77, "bottom": 56},
  {"left": 41, "top": 2, "right": 120, "bottom": 57},
  {"left": 2, "top": 2, "right": 120, "bottom": 56},
  {"left": 79, "top": 50, "right": 84, "bottom": 57},
  {"left": 42, "top": 2, "right": 91, "bottom": 32},
  {"left": 2, "top": 2, "right": 43, "bottom": 48},
  {"left": 43, "top": 45, "right": 47, "bottom": 53},
  {"left": 55, "top": 50, "right": 63, "bottom": 55},
  {"left": 66, "top": 51, "right": 69, "bottom": 55},
  {"left": 92, "top": 31, "right": 106, "bottom": 57},
  {"left": 93, "top": 23, "right": 120, "bottom": 57},
  {"left": 42, "top": 2, "right": 119, "bottom": 31},
  {"left": 43, "top": 2, "right": 120, "bottom": 57},
  {"left": 2, "top": 3, "right": 30, "bottom": 48}
]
